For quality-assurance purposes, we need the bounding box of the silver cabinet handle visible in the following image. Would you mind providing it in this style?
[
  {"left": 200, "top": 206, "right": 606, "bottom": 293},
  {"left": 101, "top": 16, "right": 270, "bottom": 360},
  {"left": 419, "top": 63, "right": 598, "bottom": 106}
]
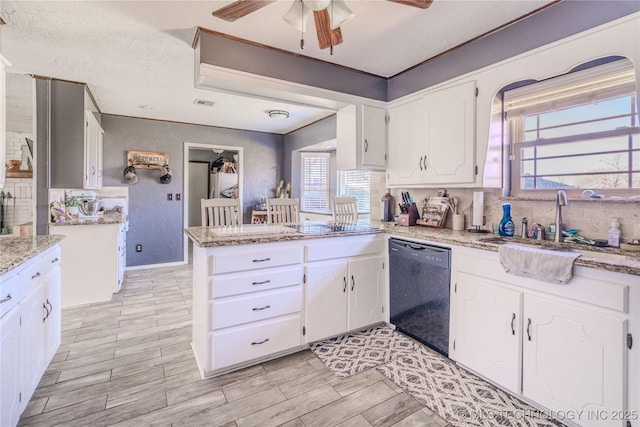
[
  {"left": 0, "top": 294, "right": 12, "bottom": 304},
  {"left": 526, "top": 318, "right": 532, "bottom": 341},
  {"left": 419, "top": 156, "right": 424, "bottom": 170},
  {"left": 511, "top": 313, "right": 516, "bottom": 335},
  {"left": 47, "top": 299, "right": 53, "bottom": 317},
  {"left": 422, "top": 155, "right": 427, "bottom": 171},
  {"left": 364, "top": 139, "right": 368, "bottom": 152},
  {"left": 42, "top": 303, "right": 49, "bottom": 323},
  {"left": 252, "top": 257, "right": 271, "bottom": 263},
  {"left": 32, "top": 272, "right": 41, "bottom": 279},
  {"left": 252, "top": 305, "right": 271, "bottom": 311},
  {"left": 251, "top": 280, "right": 271, "bottom": 286},
  {"left": 351, "top": 275, "right": 355, "bottom": 291},
  {"left": 51, "top": 257, "right": 60, "bottom": 264},
  {"left": 251, "top": 338, "right": 270, "bottom": 346},
  {"left": 343, "top": 277, "right": 347, "bottom": 293}
]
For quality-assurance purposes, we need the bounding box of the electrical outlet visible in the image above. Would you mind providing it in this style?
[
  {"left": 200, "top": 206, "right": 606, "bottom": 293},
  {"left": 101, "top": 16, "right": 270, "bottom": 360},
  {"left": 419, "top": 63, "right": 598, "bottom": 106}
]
[
  {"left": 175, "top": 193, "right": 181, "bottom": 201},
  {"left": 136, "top": 244, "right": 142, "bottom": 252},
  {"left": 167, "top": 193, "right": 172, "bottom": 201}
]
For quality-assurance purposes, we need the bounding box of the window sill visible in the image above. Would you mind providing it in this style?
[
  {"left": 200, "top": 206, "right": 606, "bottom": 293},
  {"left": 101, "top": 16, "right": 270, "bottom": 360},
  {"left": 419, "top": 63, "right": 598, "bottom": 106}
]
[{"left": 502, "top": 196, "right": 640, "bottom": 203}]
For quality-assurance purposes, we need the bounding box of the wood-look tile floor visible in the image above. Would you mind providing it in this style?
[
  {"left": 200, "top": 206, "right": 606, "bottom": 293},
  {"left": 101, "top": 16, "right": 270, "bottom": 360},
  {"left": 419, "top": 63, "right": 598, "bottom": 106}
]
[{"left": 18, "top": 263, "right": 450, "bottom": 427}]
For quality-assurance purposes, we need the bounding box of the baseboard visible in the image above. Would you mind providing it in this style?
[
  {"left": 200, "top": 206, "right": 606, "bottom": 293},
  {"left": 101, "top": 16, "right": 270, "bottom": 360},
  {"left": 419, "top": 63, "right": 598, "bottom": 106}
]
[{"left": 125, "top": 260, "right": 187, "bottom": 271}]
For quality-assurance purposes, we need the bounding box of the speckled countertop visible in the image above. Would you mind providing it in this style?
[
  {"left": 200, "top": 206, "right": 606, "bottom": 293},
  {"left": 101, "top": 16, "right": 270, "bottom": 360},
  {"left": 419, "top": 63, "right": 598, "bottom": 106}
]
[
  {"left": 383, "top": 223, "right": 640, "bottom": 276},
  {"left": 0, "top": 235, "right": 65, "bottom": 276},
  {"left": 185, "top": 222, "right": 384, "bottom": 247},
  {"left": 186, "top": 221, "right": 639, "bottom": 276},
  {"left": 49, "top": 214, "right": 127, "bottom": 226}
]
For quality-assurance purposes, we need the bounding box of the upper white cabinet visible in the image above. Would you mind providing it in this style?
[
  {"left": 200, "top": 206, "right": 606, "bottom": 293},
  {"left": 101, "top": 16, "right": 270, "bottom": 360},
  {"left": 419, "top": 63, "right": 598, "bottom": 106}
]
[
  {"left": 336, "top": 104, "right": 386, "bottom": 171},
  {"left": 387, "top": 80, "right": 477, "bottom": 187},
  {"left": 0, "top": 55, "right": 9, "bottom": 190},
  {"left": 50, "top": 80, "right": 102, "bottom": 189}
]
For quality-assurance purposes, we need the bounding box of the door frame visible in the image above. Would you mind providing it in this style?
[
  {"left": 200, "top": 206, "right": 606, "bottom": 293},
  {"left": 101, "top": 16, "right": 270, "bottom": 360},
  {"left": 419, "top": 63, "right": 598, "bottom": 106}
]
[{"left": 183, "top": 141, "right": 244, "bottom": 263}]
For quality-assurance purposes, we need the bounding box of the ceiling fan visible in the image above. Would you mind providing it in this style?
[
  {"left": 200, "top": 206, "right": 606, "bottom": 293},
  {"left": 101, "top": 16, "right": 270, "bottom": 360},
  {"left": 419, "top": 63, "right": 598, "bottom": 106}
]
[{"left": 212, "top": 0, "right": 433, "bottom": 51}]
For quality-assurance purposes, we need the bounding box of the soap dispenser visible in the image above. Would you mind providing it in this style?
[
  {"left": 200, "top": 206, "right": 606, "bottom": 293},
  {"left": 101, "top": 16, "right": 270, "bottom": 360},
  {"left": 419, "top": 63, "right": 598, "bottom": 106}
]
[
  {"left": 608, "top": 218, "right": 621, "bottom": 248},
  {"left": 499, "top": 203, "right": 515, "bottom": 237}
]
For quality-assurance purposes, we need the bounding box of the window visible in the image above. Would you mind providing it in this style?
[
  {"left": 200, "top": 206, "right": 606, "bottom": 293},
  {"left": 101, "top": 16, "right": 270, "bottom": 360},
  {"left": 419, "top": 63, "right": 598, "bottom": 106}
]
[
  {"left": 300, "top": 151, "right": 370, "bottom": 214},
  {"left": 504, "top": 59, "right": 639, "bottom": 192}
]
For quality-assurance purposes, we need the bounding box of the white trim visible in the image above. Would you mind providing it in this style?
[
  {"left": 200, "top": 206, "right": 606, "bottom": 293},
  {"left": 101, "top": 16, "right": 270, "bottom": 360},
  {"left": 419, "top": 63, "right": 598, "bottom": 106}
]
[
  {"left": 183, "top": 141, "right": 244, "bottom": 263},
  {"left": 125, "top": 260, "right": 187, "bottom": 271}
]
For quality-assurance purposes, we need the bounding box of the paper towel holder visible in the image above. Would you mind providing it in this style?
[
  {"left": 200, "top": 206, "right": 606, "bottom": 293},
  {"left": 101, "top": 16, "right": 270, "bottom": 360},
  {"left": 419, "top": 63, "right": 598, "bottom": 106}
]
[{"left": 468, "top": 191, "right": 489, "bottom": 233}]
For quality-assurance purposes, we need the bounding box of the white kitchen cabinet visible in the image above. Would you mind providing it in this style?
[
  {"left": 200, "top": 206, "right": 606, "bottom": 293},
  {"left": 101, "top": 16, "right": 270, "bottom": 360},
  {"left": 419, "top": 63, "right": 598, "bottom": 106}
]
[
  {"left": 50, "top": 80, "right": 102, "bottom": 189},
  {"left": 50, "top": 222, "right": 124, "bottom": 307},
  {"left": 452, "top": 246, "right": 631, "bottom": 427},
  {"left": 387, "top": 80, "right": 477, "bottom": 187},
  {"left": 117, "top": 222, "right": 128, "bottom": 291},
  {"left": 191, "top": 241, "right": 304, "bottom": 377},
  {"left": 523, "top": 294, "right": 627, "bottom": 421},
  {"left": 336, "top": 104, "right": 386, "bottom": 171},
  {"left": 0, "top": 245, "right": 61, "bottom": 427},
  {"left": 304, "top": 235, "right": 386, "bottom": 343},
  {"left": 454, "top": 272, "right": 522, "bottom": 394},
  {"left": 84, "top": 110, "right": 104, "bottom": 190}
]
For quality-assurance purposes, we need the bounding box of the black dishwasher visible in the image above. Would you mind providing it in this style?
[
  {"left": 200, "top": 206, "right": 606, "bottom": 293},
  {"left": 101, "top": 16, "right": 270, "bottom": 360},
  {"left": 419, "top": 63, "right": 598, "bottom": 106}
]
[{"left": 389, "top": 238, "right": 451, "bottom": 356}]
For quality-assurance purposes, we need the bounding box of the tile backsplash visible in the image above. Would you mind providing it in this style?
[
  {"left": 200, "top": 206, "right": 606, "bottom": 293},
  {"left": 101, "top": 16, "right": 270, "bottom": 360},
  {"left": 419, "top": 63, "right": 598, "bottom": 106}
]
[{"left": 386, "top": 187, "right": 640, "bottom": 243}]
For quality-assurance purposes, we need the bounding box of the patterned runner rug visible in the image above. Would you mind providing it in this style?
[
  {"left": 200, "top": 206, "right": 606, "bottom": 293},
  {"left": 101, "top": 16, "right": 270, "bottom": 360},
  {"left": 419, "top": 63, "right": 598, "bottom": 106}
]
[{"left": 310, "top": 326, "right": 564, "bottom": 427}]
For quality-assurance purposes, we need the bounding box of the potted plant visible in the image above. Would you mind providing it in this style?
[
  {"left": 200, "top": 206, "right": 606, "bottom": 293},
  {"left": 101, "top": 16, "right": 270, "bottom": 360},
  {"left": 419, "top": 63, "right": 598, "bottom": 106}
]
[{"left": 64, "top": 193, "right": 81, "bottom": 217}]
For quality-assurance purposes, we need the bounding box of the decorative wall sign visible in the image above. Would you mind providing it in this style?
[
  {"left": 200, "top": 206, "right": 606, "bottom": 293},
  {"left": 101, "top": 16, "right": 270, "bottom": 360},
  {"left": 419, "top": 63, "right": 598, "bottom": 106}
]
[{"left": 127, "top": 150, "right": 169, "bottom": 169}]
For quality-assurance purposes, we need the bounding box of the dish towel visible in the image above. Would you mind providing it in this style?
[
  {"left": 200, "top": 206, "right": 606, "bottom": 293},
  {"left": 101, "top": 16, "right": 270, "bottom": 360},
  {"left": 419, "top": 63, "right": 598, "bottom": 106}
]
[{"left": 498, "top": 243, "right": 582, "bottom": 283}]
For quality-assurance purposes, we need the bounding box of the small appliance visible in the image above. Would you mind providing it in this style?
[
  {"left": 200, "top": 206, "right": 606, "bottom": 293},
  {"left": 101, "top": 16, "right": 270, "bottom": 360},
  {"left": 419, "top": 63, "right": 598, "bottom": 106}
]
[{"left": 70, "top": 190, "right": 100, "bottom": 220}]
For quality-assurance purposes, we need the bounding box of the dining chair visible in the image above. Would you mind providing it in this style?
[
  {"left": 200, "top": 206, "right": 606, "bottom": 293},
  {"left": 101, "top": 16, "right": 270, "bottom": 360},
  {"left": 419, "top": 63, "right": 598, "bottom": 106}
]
[
  {"left": 266, "top": 198, "right": 300, "bottom": 224},
  {"left": 201, "top": 198, "right": 241, "bottom": 226},
  {"left": 332, "top": 197, "right": 359, "bottom": 223}
]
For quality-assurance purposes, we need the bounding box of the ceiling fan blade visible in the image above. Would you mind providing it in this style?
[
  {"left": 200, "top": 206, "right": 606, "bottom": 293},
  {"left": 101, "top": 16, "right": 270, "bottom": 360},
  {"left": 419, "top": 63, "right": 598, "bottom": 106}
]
[
  {"left": 387, "top": 0, "right": 433, "bottom": 9},
  {"left": 313, "top": 8, "right": 343, "bottom": 50},
  {"left": 212, "top": 1, "right": 275, "bottom": 22}
]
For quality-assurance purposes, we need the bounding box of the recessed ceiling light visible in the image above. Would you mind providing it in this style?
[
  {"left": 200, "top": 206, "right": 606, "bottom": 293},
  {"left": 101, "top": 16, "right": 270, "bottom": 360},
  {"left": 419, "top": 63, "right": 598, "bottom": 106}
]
[
  {"left": 194, "top": 99, "right": 215, "bottom": 107},
  {"left": 268, "top": 110, "right": 289, "bottom": 119}
]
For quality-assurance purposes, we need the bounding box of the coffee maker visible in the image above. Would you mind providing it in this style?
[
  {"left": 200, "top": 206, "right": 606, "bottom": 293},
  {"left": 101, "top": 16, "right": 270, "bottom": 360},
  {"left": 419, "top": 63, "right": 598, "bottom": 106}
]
[{"left": 70, "top": 190, "right": 100, "bottom": 220}]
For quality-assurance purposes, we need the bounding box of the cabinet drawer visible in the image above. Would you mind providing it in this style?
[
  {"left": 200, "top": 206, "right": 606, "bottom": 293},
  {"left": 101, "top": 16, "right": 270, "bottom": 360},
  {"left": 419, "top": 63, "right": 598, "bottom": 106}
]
[
  {"left": 211, "top": 265, "right": 303, "bottom": 299},
  {"left": 305, "top": 235, "right": 384, "bottom": 262},
  {"left": 212, "top": 287, "right": 302, "bottom": 330},
  {"left": 0, "top": 273, "right": 21, "bottom": 318},
  {"left": 212, "top": 314, "right": 301, "bottom": 369},
  {"left": 210, "top": 246, "right": 302, "bottom": 275}
]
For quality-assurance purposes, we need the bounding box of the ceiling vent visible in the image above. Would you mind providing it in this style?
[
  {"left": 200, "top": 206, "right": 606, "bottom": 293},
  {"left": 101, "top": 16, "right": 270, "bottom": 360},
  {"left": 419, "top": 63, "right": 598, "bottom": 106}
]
[{"left": 193, "top": 99, "right": 215, "bottom": 107}]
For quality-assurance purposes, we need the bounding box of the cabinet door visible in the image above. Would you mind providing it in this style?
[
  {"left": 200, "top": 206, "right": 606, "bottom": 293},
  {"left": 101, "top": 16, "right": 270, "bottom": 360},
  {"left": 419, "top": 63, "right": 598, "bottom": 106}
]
[
  {"left": 44, "top": 267, "right": 62, "bottom": 363},
  {"left": 361, "top": 105, "right": 386, "bottom": 169},
  {"left": 422, "top": 81, "right": 476, "bottom": 184},
  {"left": 84, "top": 110, "right": 103, "bottom": 189},
  {"left": 454, "top": 273, "right": 522, "bottom": 393},
  {"left": 387, "top": 97, "right": 424, "bottom": 186},
  {"left": 0, "top": 307, "right": 22, "bottom": 427},
  {"left": 20, "top": 283, "right": 47, "bottom": 404},
  {"left": 348, "top": 255, "right": 384, "bottom": 331},
  {"left": 523, "top": 295, "right": 627, "bottom": 425},
  {"left": 304, "top": 260, "right": 348, "bottom": 343}
]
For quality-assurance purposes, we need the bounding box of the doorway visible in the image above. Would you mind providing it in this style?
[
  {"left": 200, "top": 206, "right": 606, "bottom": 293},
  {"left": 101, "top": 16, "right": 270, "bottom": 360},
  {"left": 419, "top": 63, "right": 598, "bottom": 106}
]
[{"left": 183, "top": 142, "right": 243, "bottom": 262}]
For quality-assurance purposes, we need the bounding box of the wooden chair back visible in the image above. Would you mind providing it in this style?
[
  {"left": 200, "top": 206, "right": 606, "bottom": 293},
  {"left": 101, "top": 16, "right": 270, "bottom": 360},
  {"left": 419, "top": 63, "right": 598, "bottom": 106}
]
[
  {"left": 266, "top": 198, "right": 300, "bottom": 224},
  {"left": 332, "top": 197, "right": 359, "bottom": 223},
  {"left": 201, "top": 198, "right": 241, "bottom": 227}
]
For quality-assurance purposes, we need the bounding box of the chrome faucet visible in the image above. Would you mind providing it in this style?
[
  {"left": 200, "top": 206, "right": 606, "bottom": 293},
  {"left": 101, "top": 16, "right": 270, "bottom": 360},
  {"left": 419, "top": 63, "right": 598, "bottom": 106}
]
[{"left": 554, "top": 190, "right": 568, "bottom": 242}]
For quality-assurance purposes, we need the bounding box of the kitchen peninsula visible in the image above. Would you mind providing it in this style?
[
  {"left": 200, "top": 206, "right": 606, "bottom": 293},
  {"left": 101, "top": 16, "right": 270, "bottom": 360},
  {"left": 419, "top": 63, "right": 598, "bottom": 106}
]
[{"left": 184, "top": 221, "right": 386, "bottom": 378}]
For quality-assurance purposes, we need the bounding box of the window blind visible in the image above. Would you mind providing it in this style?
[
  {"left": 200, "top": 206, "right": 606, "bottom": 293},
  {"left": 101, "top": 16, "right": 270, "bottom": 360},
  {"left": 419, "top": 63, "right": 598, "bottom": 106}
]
[
  {"left": 337, "top": 170, "right": 370, "bottom": 213},
  {"left": 300, "top": 152, "right": 331, "bottom": 213},
  {"left": 504, "top": 59, "right": 636, "bottom": 118}
]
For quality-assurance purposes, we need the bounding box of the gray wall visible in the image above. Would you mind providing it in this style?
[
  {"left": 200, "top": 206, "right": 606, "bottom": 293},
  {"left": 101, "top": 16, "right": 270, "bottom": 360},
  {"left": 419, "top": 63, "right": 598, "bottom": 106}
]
[{"left": 101, "top": 115, "right": 284, "bottom": 267}]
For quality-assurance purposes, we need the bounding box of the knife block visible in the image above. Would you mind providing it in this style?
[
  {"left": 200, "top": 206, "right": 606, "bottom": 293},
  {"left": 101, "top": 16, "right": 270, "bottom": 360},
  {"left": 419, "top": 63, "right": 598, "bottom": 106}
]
[{"left": 398, "top": 205, "right": 419, "bottom": 226}]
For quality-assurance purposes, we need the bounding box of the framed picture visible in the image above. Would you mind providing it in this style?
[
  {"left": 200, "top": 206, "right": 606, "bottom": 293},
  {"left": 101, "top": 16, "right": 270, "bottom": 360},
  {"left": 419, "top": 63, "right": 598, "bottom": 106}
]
[{"left": 127, "top": 150, "right": 169, "bottom": 169}]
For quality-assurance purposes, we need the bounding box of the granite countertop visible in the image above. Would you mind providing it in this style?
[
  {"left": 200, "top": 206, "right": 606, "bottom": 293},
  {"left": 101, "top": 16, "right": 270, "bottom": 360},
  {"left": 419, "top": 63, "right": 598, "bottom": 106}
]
[
  {"left": 185, "top": 221, "right": 384, "bottom": 247},
  {"left": 383, "top": 223, "right": 640, "bottom": 276},
  {"left": 50, "top": 214, "right": 127, "bottom": 226},
  {"left": 0, "top": 235, "right": 65, "bottom": 276}
]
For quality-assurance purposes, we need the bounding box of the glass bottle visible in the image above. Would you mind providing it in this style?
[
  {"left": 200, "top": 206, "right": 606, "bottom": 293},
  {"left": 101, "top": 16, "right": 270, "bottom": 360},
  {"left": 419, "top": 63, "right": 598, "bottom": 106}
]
[{"left": 499, "top": 203, "right": 515, "bottom": 237}]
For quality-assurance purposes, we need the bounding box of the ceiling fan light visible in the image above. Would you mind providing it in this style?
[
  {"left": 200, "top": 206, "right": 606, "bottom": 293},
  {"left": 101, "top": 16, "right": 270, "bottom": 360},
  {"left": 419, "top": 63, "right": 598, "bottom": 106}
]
[
  {"left": 268, "top": 110, "right": 290, "bottom": 119},
  {"left": 283, "top": 1, "right": 313, "bottom": 32},
  {"left": 328, "top": 0, "right": 354, "bottom": 29}
]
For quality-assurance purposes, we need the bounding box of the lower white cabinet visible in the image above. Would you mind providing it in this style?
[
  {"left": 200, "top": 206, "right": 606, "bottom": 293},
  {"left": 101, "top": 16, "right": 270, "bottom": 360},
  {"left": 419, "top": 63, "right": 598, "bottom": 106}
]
[
  {"left": 0, "top": 245, "right": 61, "bottom": 427},
  {"left": 453, "top": 247, "right": 632, "bottom": 427},
  {"left": 305, "top": 255, "right": 385, "bottom": 343}
]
